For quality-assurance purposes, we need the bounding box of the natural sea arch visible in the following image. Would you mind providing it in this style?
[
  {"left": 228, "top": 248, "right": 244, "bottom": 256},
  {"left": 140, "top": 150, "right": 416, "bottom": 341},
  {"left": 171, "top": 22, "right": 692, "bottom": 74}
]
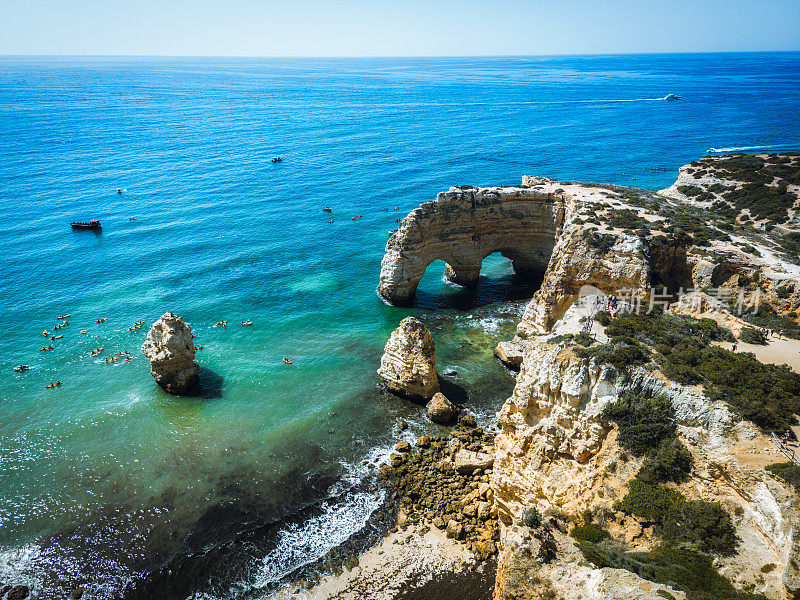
[{"left": 378, "top": 186, "right": 566, "bottom": 305}]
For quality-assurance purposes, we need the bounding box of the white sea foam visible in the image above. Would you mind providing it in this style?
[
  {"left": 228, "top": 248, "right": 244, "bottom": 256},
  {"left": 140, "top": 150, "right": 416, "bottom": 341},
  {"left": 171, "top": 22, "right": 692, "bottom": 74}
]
[
  {"left": 0, "top": 545, "right": 40, "bottom": 595},
  {"left": 250, "top": 488, "right": 384, "bottom": 591},
  {"left": 707, "top": 144, "right": 785, "bottom": 152}
]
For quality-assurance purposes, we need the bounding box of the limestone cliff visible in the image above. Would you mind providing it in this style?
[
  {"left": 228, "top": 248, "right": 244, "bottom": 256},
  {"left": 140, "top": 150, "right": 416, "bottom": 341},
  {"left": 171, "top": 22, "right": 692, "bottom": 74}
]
[
  {"left": 378, "top": 186, "right": 566, "bottom": 305},
  {"left": 373, "top": 153, "right": 800, "bottom": 600}
]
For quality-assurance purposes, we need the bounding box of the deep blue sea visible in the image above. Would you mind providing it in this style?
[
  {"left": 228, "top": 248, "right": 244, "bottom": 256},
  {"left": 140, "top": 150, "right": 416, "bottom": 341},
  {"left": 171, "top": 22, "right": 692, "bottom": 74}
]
[{"left": 1, "top": 53, "right": 799, "bottom": 599}]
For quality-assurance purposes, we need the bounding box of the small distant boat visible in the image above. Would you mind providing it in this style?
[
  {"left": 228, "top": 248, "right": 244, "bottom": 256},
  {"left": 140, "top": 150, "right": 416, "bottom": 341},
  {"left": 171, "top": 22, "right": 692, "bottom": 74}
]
[
  {"left": 71, "top": 219, "right": 102, "bottom": 230},
  {"left": 272, "top": 157, "right": 283, "bottom": 163},
  {"left": 50, "top": 335, "right": 63, "bottom": 340},
  {"left": 322, "top": 207, "right": 332, "bottom": 213},
  {"left": 283, "top": 358, "right": 292, "bottom": 365},
  {"left": 58, "top": 314, "right": 70, "bottom": 319},
  {"left": 665, "top": 94, "right": 682, "bottom": 101},
  {"left": 389, "top": 229, "right": 398, "bottom": 234},
  {"left": 327, "top": 219, "right": 334, "bottom": 224},
  {"left": 39, "top": 346, "right": 54, "bottom": 351},
  {"left": 45, "top": 381, "right": 63, "bottom": 389},
  {"left": 96, "top": 318, "right": 107, "bottom": 324},
  {"left": 14, "top": 365, "right": 30, "bottom": 373}
]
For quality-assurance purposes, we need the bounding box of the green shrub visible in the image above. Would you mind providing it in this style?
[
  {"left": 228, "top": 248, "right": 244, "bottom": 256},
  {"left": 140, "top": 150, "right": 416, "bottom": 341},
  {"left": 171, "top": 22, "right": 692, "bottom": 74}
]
[
  {"left": 577, "top": 543, "right": 766, "bottom": 600},
  {"left": 605, "top": 208, "right": 651, "bottom": 230},
  {"left": 595, "top": 310, "right": 612, "bottom": 326},
  {"left": 638, "top": 438, "right": 694, "bottom": 484},
  {"left": 570, "top": 523, "right": 610, "bottom": 543},
  {"left": 766, "top": 462, "right": 800, "bottom": 493},
  {"left": 738, "top": 327, "right": 767, "bottom": 345},
  {"left": 584, "top": 229, "right": 616, "bottom": 253},
  {"left": 660, "top": 500, "right": 739, "bottom": 555},
  {"left": 738, "top": 304, "right": 800, "bottom": 340},
  {"left": 618, "top": 479, "right": 739, "bottom": 556},
  {"left": 617, "top": 479, "right": 684, "bottom": 521},
  {"left": 678, "top": 184, "right": 704, "bottom": 197},
  {"left": 521, "top": 506, "right": 541, "bottom": 528},
  {"left": 586, "top": 339, "right": 649, "bottom": 370},
  {"left": 603, "top": 392, "right": 675, "bottom": 456},
  {"left": 656, "top": 591, "right": 676, "bottom": 600},
  {"left": 760, "top": 563, "right": 776, "bottom": 574},
  {"left": 574, "top": 331, "right": 595, "bottom": 347},
  {"left": 597, "top": 310, "right": 800, "bottom": 433},
  {"left": 692, "top": 347, "right": 800, "bottom": 432}
]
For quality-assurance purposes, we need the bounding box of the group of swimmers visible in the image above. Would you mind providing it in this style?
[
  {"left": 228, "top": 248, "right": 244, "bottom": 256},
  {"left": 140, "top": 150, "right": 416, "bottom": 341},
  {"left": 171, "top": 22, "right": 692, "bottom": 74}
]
[
  {"left": 36, "top": 313, "right": 297, "bottom": 387},
  {"left": 324, "top": 206, "right": 401, "bottom": 224}
]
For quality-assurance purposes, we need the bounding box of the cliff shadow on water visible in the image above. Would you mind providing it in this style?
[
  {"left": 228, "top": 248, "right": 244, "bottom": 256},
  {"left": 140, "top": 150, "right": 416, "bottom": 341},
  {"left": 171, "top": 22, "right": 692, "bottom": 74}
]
[{"left": 410, "top": 257, "right": 545, "bottom": 312}]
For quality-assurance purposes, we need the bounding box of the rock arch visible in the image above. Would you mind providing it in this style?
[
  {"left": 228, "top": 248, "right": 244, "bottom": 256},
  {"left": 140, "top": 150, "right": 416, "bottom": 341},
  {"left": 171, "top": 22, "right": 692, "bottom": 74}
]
[{"left": 378, "top": 185, "right": 566, "bottom": 305}]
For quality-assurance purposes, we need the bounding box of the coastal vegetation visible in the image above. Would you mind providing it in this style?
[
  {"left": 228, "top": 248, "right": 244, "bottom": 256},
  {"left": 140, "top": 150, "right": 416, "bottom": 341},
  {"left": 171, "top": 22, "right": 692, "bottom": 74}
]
[
  {"left": 686, "top": 153, "right": 800, "bottom": 225},
  {"left": 766, "top": 462, "right": 800, "bottom": 493},
  {"left": 576, "top": 543, "right": 767, "bottom": 600},
  {"left": 589, "top": 309, "right": 800, "bottom": 432},
  {"left": 738, "top": 327, "right": 767, "bottom": 345}
]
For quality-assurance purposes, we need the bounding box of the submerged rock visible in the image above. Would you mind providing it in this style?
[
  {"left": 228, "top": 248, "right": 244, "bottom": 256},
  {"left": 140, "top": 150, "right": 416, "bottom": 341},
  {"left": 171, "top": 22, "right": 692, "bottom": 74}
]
[
  {"left": 426, "top": 392, "right": 457, "bottom": 424},
  {"left": 141, "top": 311, "right": 199, "bottom": 395},
  {"left": 377, "top": 317, "right": 439, "bottom": 401},
  {"left": 7, "top": 586, "right": 29, "bottom": 600}
]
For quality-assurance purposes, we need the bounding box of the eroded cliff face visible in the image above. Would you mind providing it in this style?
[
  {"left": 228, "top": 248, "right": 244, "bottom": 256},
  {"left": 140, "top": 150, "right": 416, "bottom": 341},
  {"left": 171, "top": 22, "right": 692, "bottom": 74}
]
[
  {"left": 491, "top": 316, "right": 799, "bottom": 600},
  {"left": 378, "top": 186, "right": 567, "bottom": 305},
  {"left": 374, "top": 154, "right": 800, "bottom": 599}
]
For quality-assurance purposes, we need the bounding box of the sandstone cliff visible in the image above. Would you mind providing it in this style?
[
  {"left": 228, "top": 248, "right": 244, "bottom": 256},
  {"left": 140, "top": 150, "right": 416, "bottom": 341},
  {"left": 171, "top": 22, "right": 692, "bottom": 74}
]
[{"left": 491, "top": 300, "right": 800, "bottom": 600}]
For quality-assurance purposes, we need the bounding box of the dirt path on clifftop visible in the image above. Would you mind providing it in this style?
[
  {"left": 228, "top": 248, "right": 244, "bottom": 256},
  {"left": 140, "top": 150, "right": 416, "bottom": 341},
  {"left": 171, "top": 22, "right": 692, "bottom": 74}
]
[{"left": 716, "top": 337, "right": 800, "bottom": 373}]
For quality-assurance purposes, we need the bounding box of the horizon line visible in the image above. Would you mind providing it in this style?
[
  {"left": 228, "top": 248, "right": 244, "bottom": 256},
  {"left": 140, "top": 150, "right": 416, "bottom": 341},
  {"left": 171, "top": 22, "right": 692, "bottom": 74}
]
[{"left": 1, "top": 49, "right": 799, "bottom": 60}]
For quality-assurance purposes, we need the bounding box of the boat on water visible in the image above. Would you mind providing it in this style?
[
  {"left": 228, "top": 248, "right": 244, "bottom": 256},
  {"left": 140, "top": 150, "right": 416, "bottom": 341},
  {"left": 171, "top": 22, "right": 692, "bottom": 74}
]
[
  {"left": 14, "top": 365, "right": 30, "bottom": 372},
  {"left": 271, "top": 157, "right": 283, "bottom": 163},
  {"left": 71, "top": 219, "right": 102, "bottom": 230},
  {"left": 322, "top": 207, "right": 332, "bottom": 212},
  {"left": 665, "top": 94, "right": 682, "bottom": 101}
]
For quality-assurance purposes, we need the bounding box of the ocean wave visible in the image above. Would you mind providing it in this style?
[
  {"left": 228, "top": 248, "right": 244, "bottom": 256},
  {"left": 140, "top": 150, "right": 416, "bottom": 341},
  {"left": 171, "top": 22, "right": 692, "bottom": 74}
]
[
  {"left": 249, "top": 488, "right": 384, "bottom": 592},
  {"left": 707, "top": 144, "right": 785, "bottom": 152}
]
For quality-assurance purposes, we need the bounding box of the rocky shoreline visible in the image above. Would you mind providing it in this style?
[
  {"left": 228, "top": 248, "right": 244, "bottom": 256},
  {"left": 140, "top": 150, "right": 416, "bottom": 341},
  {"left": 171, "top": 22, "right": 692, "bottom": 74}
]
[{"left": 301, "top": 152, "right": 800, "bottom": 600}]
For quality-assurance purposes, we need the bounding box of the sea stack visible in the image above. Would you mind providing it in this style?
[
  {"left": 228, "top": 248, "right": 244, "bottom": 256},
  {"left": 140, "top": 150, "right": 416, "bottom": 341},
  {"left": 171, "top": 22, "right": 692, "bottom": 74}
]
[
  {"left": 141, "top": 311, "right": 199, "bottom": 395},
  {"left": 378, "top": 316, "right": 439, "bottom": 401}
]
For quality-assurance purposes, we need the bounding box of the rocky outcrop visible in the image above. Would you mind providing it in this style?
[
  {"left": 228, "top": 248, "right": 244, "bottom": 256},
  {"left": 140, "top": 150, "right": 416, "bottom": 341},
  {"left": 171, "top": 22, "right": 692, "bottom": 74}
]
[
  {"left": 141, "top": 311, "right": 198, "bottom": 395},
  {"left": 378, "top": 317, "right": 439, "bottom": 401},
  {"left": 517, "top": 230, "right": 651, "bottom": 336},
  {"left": 378, "top": 186, "right": 566, "bottom": 305},
  {"left": 426, "top": 392, "right": 456, "bottom": 423},
  {"left": 492, "top": 301, "right": 799, "bottom": 599}
]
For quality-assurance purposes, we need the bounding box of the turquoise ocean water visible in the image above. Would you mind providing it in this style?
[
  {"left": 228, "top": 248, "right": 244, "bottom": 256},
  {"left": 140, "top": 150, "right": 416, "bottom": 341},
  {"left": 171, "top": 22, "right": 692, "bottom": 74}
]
[{"left": 1, "top": 53, "right": 799, "bottom": 598}]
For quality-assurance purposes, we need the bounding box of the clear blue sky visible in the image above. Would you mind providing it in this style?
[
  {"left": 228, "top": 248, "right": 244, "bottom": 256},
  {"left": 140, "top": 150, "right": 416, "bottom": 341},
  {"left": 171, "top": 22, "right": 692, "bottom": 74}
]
[{"left": 2, "top": 0, "right": 799, "bottom": 56}]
